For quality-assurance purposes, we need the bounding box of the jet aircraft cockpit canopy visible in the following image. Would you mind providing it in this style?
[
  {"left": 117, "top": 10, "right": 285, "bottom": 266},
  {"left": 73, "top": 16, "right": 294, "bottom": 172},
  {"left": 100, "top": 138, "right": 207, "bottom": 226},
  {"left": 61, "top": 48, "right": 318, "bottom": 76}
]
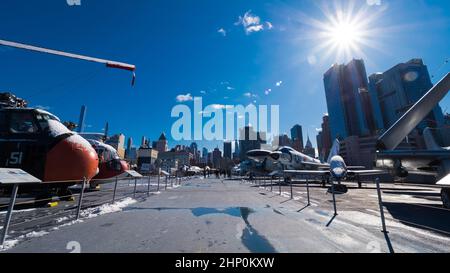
[{"left": 278, "top": 147, "right": 295, "bottom": 153}]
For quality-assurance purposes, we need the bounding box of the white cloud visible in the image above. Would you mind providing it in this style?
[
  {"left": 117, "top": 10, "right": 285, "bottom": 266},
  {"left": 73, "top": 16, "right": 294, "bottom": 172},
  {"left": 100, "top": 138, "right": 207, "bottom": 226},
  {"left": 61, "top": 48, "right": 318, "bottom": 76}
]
[
  {"left": 246, "top": 25, "right": 264, "bottom": 34},
  {"left": 240, "top": 11, "right": 261, "bottom": 26},
  {"left": 235, "top": 10, "right": 266, "bottom": 35},
  {"left": 218, "top": 28, "right": 227, "bottom": 36},
  {"left": 366, "top": 0, "right": 381, "bottom": 5},
  {"left": 211, "top": 104, "right": 233, "bottom": 110},
  {"left": 176, "top": 93, "right": 193, "bottom": 102},
  {"left": 275, "top": 81, "right": 283, "bottom": 87},
  {"left": 211, "top": 104, "right": 226, "bottom": 110},
  {"left": 266, "top": 22, "right": 273, "bottom": 29},
  {"left": 226, "top": 86, "right": 235, "bottom": 90},
  {"left": 264, "top": 88, "right": 272, "bottom": 95},
  {"left": 244, "top": 92, "right": 258, "bottom": 98},
  {"left": 200, "top": 90, "right": 206, "bottom": 94}
]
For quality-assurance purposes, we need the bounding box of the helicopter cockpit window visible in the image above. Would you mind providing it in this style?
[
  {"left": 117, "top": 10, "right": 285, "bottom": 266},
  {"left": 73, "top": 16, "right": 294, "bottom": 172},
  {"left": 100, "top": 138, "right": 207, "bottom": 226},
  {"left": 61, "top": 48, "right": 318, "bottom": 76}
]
[
  {"left": 102, "top": 149, "right": 118, "bottom": 162},
  {"left": 9, "top": 112, "right": 38, "bottom": 134},
  {"left": 36, "top": 113, "right": 58, "bottom": 132},
  {"left": 0, "top": 112, "right": 7, "bottom": 134}
]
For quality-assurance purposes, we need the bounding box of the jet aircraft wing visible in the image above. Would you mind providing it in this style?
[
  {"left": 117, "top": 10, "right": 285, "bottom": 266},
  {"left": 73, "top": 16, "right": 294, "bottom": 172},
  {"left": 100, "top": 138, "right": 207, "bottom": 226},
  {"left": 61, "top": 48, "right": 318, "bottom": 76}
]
[
  {"left": 284, "top": 169, "right": 329, "bottom": 176},
  {"left": 347, "top": 169, "right": 387, "bottom": 176},
  {"left": 436, "top": 173, "right": 450, "bottom": 186}
]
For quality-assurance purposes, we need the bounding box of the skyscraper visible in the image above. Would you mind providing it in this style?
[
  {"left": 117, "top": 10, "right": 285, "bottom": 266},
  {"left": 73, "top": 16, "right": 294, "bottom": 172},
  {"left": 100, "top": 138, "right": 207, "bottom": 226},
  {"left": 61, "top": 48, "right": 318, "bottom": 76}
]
[
  {"left": 212, "top": 147, "right": 222, "bottom": 168},
  {"left": 223, "top": 141, "right": 232, "bottom": 159},
  {"left": 105, "top": 133, "right": 126, "bottom": 158},
  {"left": 126, "top": 137, "right": 133, "bottom": 157},
  {"left": 233, "top": 140, "right": 240, "bottom": 159},
  {"left": 323, "top": 59, "right": 376, "bottom": 140},
  {"left": 321, "top": 114, "right": 332, "bottom": 160},
  {"left": 290, "top": 124, "right": 304, "bottom": 151},
  {"left": 368, "top": 58, "right": 445, "bottom": 133},
  {"left": 155, "top": 132, "right": 168, "bottom": 153},
  {"left": 190, "top": 142, "right": 198, "bottom": 161},
  {"left": 275, "top": 134, "right": 292, "bottom": 147},
  {"left": 238, "top": 126, "right": 266, "bottom": 160},
  {"left": 141, "top": 136, "right": 147, "bottom": 148},
  {"left": 303, "top": 134, "right": 315, "bottom": 158},
  {"left": 316, "top": 131, "right": 323, "bottom": 161},
  {"left": 127, "top": 137, "right": 133, "bottom": 151}
]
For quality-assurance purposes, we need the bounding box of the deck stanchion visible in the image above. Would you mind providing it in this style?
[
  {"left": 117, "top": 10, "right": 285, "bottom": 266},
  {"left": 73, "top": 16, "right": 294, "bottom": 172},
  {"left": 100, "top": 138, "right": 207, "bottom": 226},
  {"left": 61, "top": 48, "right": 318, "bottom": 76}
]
[
  {"left": 76, "top": 177, "right": 87, "bottom": 220},
  {"left": 270, "top": 177, "right": 273, "bottom": 192},
  {"left": 306, "top": 176, "right": 310, "bottom": 206},
  {"left": 165, "top": 175, "right": 168, "bottom": 190},
  {"left": 133, "top": 178, "right": 137, "bottom": 198},
  {"left": 331, "top": 179, "right": 338, "bottom": 216},
  {"left": 375, "top": 177, "right": 388, "bottom": 233},
  {"left": 112, "top": 176, "right": 119, "bottom": 203},
  {"left": 290, "top": 180, "right": 293, "bottom": 199},
  {"left": 279, "top": 177, "right": 281, "bottom": 195},
  {"left": 1, "top": 183, "right": 19, "bottom": 246},
  {"left": 157, "top": 168, "right": 161, "bottom": 192},
  {"left": 147, "top": 175, "right": 151, "bottom": 195}
]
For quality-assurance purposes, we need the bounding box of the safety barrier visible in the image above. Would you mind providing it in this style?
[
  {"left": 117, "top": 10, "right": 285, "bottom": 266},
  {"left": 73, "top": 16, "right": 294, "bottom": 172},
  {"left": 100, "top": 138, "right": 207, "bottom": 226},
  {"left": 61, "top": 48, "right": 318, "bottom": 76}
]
[
  {"left": 244, "top": 174, "right": 387, "bottom": 234},
  {"left": 0, "top": 172, "right": 193, "bottom": 247}
]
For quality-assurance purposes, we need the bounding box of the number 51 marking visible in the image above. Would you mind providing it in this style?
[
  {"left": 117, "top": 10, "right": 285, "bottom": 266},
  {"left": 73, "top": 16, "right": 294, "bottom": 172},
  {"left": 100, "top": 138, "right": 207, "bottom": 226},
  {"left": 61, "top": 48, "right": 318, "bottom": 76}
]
[{"left": 8, "top": 152, "right": 23, "bottom": 165}]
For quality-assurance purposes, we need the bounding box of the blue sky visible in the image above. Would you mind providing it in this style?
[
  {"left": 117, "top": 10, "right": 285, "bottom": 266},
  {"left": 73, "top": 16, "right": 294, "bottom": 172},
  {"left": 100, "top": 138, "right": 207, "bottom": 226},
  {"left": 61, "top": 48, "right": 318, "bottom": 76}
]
[{"left": 0, "top": 0, "right": 449, "bottom": 152}]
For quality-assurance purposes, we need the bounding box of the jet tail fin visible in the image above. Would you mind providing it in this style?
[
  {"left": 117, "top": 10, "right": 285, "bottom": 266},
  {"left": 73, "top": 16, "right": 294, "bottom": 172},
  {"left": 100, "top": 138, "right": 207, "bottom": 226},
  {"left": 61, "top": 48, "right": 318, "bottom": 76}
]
[
  {"left": 423, "top": 127, "right": 443, "bottom": 150},
  {"left": 327, "top": 139, "right": 340, "bottom": 164}
]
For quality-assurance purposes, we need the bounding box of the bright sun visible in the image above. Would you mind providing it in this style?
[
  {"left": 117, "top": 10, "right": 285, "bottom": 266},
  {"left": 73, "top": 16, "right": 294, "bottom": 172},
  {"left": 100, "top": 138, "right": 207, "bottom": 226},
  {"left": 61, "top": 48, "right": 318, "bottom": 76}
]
[
  {"left": 330, "top": 22, "right": 360, "bottom": 48},
  {"left": 295, "top": 2, "right": 383, "bottom": 63}
]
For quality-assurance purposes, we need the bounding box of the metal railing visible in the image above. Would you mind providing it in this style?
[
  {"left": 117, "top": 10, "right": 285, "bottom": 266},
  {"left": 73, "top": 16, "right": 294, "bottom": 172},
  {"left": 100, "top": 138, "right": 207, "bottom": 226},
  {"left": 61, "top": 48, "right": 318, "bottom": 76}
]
[
  {"left": 243, "top": 174, "right": 388, "bottom": 233},
  {"left": 0, "top": 172, "right": 193, "bottom": 247}
]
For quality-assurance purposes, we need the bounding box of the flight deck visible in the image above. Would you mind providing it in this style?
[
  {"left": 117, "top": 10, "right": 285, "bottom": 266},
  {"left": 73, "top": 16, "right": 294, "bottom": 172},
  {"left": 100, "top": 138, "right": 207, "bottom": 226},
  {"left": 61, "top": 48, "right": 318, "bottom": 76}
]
[{"left": 2, "top": 177, "right": 449, "bottom": 253}]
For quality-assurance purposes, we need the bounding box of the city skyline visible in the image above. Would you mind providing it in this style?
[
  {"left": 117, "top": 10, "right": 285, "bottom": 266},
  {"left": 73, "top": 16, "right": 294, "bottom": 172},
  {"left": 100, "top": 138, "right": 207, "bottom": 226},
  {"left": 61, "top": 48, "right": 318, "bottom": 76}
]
[{"left": 0, "top": 0, "right": 449, "bottom": 151}]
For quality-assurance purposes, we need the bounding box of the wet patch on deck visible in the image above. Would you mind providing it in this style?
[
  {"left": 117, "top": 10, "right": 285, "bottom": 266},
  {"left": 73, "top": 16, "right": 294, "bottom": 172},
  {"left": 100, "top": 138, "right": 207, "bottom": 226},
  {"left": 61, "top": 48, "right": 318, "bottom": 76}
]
[{"left": 135, "top": 206, "right": 277, "bottom": 252}]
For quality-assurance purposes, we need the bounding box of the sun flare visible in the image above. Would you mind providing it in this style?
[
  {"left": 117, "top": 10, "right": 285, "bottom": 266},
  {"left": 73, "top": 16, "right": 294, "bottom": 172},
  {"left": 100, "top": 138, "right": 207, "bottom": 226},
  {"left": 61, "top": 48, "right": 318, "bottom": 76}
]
[
  {"left": 329, "top": 21, "right": 361, "bottom": 48},
  {"left": 292, "top": 1, "right": 386, "bottom": 64}
]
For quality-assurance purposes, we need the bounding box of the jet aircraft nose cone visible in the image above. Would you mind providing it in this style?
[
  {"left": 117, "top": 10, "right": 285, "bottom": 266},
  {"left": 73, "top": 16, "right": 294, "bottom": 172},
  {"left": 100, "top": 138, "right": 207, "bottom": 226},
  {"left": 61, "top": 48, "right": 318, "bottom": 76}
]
[
  {"left": 331, "top": 167, "right": 346, "bottom": 178},
  {"left": 44, "top": 135, "right": 99, "bottom": 182}
]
